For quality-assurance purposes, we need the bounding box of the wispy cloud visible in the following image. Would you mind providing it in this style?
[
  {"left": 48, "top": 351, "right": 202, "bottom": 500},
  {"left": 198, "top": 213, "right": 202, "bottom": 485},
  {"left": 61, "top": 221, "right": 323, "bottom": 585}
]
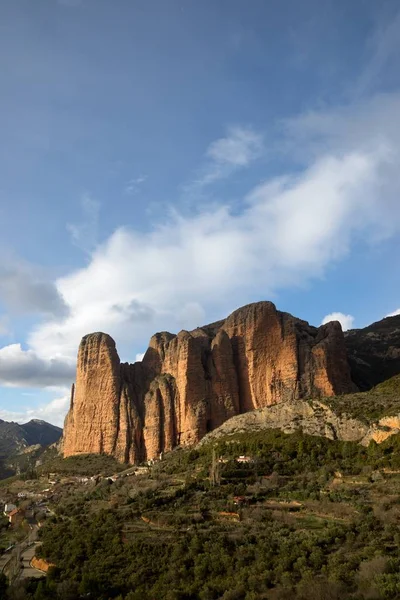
[
  {"left": 0, "top": 315, "right": 11, "bottom": 337},
  {"left": 190, "top": 126, "right": 264, "bottom": 189},
  {"left": 207, "top": 126, "right": 263, "bottom": 167},
  {"left": 386, "top": 308, "right": 400, "bottom": 317},
  {"left": 354, "top": 8, "right": 400, "bottom": 98},
  {"left": 67, "top": 194, "right": 100, "bottom": 254},
  {"left": 124, "top": 175, "right": 148, "bottom": 195}
]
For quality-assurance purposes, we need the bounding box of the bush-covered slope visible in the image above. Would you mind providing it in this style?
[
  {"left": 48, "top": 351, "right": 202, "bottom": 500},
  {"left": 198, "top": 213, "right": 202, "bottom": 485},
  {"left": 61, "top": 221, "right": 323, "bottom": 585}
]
[
  {"left": 325, "top": 374, "right": 400, "bottom": 423},
  {"left": 4, "top": 429, "right": 400, "bottom": 600}
]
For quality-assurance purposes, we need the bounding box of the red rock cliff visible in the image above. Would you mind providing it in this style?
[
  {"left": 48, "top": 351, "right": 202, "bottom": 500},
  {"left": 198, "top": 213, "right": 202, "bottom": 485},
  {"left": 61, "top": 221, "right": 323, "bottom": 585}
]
[{"left": 63, "top": 301, "right": 356, "bottom": 461}]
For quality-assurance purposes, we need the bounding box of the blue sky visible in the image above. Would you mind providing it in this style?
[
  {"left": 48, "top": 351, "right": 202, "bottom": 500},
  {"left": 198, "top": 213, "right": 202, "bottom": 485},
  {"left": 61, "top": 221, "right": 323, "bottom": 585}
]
[{"left": 0, "top": 0, "right": 400, "bottom": 426}]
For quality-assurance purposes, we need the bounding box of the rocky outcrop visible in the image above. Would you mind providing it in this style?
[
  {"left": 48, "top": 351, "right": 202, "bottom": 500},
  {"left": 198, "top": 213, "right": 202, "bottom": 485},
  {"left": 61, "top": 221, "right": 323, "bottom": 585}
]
[
  {"left": 197, "top": 400, "right": 369, "bottom": 446},
  {"left": 345, "top": 314, "right": 400, "bottom": 390},
  {"left": 63, "top": 301, "right": 357, "bottom": 462},
  {"left": 361, "top": 415, "right": 400, "bottom": 446},
  {"left": 197, "top": 400, "right": 400, "bottom": 447}
]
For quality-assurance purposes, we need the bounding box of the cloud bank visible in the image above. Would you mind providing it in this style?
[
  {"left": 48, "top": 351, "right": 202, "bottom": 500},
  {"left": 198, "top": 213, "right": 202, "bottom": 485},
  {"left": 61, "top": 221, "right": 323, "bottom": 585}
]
[
  {"left": 0, "top": 261, "right": 68, "bottom": 318},
  {"left": 1, "top": 94, "right": 400, "bottom": 397},
  {"left": 0, "top": 344, "right": 74, "bottom": 387}
]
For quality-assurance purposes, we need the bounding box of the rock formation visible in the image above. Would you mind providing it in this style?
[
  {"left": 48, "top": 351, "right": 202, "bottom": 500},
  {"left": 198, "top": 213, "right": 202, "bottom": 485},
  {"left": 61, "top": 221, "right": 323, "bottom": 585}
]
[
  {"left": 345, "top": 314, "right": 400, "bottom": 390},
  {"left": 63, "top": 301, "right": 357, "bottom": 462}
]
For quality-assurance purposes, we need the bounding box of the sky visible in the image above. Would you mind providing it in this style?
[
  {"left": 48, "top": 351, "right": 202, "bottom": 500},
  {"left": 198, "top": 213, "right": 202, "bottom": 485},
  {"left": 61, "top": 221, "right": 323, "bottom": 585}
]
[{"left": 0, "top": 0, "right": 400, "bottom": 427}]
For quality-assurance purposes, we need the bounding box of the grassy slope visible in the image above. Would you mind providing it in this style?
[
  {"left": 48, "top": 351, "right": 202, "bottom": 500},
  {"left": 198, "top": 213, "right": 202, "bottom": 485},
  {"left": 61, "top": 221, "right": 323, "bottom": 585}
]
[{"left": 324, "top": 374, "right": 400, "bottom": 424}]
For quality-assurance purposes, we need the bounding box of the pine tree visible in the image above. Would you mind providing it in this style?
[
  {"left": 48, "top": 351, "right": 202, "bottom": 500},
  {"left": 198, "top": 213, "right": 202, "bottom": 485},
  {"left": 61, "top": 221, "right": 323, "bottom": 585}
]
[{"left": 210, "top": 448, "right": 221, "bottom": 486}]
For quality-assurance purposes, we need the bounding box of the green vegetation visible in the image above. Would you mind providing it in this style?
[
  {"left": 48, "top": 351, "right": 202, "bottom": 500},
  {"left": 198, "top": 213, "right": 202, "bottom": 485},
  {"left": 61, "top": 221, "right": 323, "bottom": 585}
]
[
  {"left": 39, "top": 453, "right": 127, "bottom": 477},
  {"left": 3, "top": 429, "right": 400, "bottom": 600},
  {"left": 324, "top": 375, "right": 400, "bottom": 423}
]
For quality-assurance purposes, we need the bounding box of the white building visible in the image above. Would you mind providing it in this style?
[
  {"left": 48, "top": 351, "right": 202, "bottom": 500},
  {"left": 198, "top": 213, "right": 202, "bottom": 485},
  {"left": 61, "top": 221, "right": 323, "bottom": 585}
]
[{"left": 4, "top": 503, "right": 17, "bottom": 515}]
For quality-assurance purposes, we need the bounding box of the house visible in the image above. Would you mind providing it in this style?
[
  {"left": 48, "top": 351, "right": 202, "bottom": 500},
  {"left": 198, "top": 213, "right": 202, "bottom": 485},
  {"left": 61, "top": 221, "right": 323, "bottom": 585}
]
[
  {"left": 233, "top": 496, "right": 248, "bottom": 505},
  {"left": 236, "top": 456, "right": 253, "bottom": 464},
  {"left": 134, "top": 466, "right": 149, "bottom": 475},
  {"left": 8, "top": 508, "right": 25, "bottom": 525}
]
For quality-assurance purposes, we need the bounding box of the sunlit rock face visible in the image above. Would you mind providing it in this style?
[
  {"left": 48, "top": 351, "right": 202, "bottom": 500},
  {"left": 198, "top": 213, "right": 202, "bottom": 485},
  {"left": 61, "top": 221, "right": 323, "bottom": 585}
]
[{"left": 63, "top": 301, "right": 356, "bottom": 462}]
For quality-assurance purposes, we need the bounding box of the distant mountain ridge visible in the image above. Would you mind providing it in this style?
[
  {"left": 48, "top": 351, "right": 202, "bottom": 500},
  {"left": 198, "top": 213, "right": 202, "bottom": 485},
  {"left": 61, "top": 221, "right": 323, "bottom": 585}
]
[{"left": 0, "top": 418, "right": 62, "bottom": 459}]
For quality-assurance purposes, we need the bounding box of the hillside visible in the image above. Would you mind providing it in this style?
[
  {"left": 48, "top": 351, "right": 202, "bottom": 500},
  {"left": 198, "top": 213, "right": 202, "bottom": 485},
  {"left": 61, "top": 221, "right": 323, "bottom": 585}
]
[{"left": 2, "top": 428, "right": 400, "bottom": 599}]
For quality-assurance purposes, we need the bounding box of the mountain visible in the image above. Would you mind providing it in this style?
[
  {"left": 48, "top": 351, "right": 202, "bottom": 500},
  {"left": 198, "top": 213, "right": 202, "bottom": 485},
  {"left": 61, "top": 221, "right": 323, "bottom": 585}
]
[
  {"left": 0, "top": 419, "right": 62, "bottom": 459},
  {"left": 345, "top": 314, "right": 400, "bottom": 390},
  {"left": 63, "top": 301, "right": 356, "bottom": 462},
  {"left": 20, "top": 419, "right": 63, "bottom": 447}
]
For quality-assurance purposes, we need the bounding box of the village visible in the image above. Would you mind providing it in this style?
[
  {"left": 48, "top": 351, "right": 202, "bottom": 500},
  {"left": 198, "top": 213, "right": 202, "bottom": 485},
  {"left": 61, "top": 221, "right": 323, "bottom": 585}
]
[
  {"left": 0, "top": 461, "right": 155, "bottom": 584},
  {"left": 0, "top": 447, "right": 262, "bottom": 588}
]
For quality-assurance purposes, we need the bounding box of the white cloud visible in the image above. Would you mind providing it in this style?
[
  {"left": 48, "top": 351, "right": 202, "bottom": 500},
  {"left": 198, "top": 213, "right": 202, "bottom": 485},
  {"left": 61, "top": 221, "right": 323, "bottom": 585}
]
[
  {"left": 0, "top": 391, "right": 69, "bottom": 427},
  {"left": 135, "top": 353, "right": 145, "bottom": 362},
  {"left": 67, "top": 194, "right": 100, "bottom": 254},
  {"left": 321, "top": 312, "right": 355, "bottom": 332},
  {"left": 386, "top": 308, "right": 400, "bottom": 317}
]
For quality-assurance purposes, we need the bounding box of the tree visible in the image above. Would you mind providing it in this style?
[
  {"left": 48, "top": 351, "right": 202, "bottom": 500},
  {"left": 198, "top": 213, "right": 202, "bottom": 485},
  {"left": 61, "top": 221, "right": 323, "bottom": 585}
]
[{"left": 210, "top": 448, "right": 221, "bottom": 486}]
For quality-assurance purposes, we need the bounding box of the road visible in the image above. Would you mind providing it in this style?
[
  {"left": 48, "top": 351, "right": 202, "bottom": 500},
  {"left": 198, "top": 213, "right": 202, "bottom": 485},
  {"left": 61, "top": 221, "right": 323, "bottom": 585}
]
[
  {"left": 0, "top": 525, "right": 45, "bottom": 581},
  {"left": 0, "top": 551, "right": 12, "bottom": 574},
  {"left": 18, "top": 542, "right": 45, "bottom": 580}
]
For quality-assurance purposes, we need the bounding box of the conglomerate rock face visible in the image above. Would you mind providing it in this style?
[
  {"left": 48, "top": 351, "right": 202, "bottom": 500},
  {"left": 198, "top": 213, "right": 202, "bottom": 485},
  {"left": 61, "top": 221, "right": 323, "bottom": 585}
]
[{"left": 63, "top": 301, "right": 357, "bottom": 462}]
